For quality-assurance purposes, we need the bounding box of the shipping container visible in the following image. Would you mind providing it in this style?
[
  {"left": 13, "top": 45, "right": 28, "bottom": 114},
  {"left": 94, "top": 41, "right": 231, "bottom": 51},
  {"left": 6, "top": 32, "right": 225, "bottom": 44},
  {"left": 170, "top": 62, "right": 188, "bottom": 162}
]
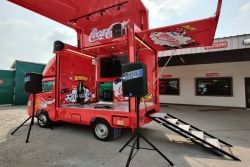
[
  {"left": 12, "top": 60, "right": 45, "bottom": 105},
  {"left": 0, "top": 70, "right": 14, "bottom": 105}
]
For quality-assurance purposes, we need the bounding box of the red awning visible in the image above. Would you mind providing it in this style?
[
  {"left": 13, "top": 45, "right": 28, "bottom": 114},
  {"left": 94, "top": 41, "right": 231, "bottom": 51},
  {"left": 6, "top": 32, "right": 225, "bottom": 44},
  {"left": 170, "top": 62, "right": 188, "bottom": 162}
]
[
  {"left": 8, "top": 0, "right": 222, "bottom": 52},
  {"left": 136, "top": 0, "right": 222, "bottom": 51},
  {"left": 8, "top": 0, "right": 132, "bottom": 30}
]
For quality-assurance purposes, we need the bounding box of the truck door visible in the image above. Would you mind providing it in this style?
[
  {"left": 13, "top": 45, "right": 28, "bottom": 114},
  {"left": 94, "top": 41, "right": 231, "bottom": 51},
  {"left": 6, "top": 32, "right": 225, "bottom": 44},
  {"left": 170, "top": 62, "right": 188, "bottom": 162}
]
[{"left": 40, "top": 80, "right": 56, "bottom": 119}]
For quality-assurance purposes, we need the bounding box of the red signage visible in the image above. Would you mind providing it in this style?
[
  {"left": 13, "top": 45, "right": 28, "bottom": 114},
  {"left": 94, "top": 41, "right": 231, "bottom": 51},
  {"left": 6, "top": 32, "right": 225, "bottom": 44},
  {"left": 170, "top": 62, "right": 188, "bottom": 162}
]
[
  {"left": 206, "top": 73, "right": 220, "bottom": 77},
  {"left": 205, "top": 41, "right": 228, "bottom": 50},
  {"left": 162, "top": 74, "right": 173, "bottom": 78}
]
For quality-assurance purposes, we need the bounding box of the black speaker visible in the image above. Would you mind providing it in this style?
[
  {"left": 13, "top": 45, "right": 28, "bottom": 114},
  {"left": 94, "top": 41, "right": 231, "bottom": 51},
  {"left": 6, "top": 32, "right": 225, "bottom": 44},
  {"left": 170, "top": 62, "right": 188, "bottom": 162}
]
[
  {"left": 54, "top": 40, "right": 64, "bottom": 52},
  {"left": 112, "top": 23, "right": 125, "bottom": 38},
  {"left": 122, "top": 62, "right": 148, "bottom": 97},
  {"left": 24, "top": 73, "right": 43, "bottom": 93}
]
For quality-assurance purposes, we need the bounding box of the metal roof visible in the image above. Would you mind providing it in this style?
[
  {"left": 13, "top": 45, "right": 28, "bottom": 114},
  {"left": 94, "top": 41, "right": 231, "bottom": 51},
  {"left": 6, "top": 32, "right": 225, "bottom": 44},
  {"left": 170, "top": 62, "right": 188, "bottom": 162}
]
[
  {"left": 159, "top": 34, "right": 250, "bottom": 57},
  {"left": 11, "top": 60, "right": 46, "bottom": 69},
  {"left": 159, "top": 48, "right": 250, "bottom": 67}
]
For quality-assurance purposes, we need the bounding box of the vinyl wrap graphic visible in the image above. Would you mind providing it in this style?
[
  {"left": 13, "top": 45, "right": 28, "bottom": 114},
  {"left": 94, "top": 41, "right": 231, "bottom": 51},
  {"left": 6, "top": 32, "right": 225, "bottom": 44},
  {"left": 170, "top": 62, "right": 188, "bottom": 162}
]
[{"left": 150, "top": 30, "right": 197, "bottom": 49}]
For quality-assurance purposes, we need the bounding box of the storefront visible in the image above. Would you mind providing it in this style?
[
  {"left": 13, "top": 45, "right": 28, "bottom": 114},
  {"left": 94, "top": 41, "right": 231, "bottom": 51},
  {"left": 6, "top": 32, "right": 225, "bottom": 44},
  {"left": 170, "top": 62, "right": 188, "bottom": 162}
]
[{"left": 158, "top": 34, "right": 250, "bottom": 108}]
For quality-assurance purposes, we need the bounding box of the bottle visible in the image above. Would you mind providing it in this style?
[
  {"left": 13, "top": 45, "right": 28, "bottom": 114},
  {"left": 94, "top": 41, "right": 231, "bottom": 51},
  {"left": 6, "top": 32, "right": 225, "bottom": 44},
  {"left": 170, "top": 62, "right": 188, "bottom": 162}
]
[{"left": 77, "top": 81, "right": 85, "bottom": 103}]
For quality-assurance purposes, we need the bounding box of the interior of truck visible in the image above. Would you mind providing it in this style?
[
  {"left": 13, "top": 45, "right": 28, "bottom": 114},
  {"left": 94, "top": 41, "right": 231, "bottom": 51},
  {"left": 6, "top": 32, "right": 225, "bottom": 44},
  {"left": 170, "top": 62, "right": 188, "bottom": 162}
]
[{"left": 58, "top": 47, "right": 156, "bottom": 112}]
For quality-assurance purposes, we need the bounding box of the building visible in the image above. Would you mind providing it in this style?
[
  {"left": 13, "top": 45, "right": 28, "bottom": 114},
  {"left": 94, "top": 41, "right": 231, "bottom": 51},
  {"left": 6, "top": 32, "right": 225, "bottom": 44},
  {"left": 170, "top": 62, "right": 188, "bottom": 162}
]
[
  {"left": 158, "top": 34, "right": 250, "bottom": 108},
  {"left": 0, "top": 60, "right": 45, "bottom": 105}
]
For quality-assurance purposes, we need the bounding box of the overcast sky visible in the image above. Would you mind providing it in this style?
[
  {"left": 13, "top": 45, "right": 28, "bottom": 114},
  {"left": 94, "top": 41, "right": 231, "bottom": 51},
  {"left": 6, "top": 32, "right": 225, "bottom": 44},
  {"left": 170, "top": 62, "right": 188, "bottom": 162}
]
[{"left": 1, "top": 0, "right": 250, "bottom": 70}]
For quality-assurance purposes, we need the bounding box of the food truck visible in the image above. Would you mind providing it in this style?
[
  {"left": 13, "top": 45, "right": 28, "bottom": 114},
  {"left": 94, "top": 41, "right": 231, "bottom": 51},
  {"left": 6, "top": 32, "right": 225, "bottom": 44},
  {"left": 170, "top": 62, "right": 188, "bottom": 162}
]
[{"left": 9, "top": 0, "right": 222, "bottom": 141}]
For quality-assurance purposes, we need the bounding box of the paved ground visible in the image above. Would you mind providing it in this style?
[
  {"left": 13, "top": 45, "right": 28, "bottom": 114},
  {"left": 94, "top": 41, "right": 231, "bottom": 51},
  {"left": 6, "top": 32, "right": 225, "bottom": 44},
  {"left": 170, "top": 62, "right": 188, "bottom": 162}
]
[{"left": 0, "top": 105, "right": 249, "bottom": 167}]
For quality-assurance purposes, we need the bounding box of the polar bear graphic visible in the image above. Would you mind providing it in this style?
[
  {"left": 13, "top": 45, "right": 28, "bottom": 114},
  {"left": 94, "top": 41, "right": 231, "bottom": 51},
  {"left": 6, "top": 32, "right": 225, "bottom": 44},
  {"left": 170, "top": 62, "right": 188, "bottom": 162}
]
[
  {"left": 150, "top": 31, "right": 195, "bottom": 49},
  {"left": 65, "top": 88, "right": 77, "bottom": 103}
]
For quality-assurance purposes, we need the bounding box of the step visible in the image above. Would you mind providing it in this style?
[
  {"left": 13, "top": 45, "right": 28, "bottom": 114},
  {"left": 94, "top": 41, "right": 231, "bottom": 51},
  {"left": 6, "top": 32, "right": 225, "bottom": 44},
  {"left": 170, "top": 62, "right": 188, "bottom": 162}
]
[
  {"left": 178, "top": 124, "right": 190, "bottom": 131},
  {"left": 150, "top": 113, "right": 167, "bottom": 119},
  {"left": 190, "top": 130, "right": 204, "bottom": 139},
  {"left": 166, "top": 118, "right": 178, "bottom": 124},
  {"left": 205, "top": 138, "right": 221, "bottom": 149},
  {"left": 147, "top": 113, "right": 239, "bottom": 161}
]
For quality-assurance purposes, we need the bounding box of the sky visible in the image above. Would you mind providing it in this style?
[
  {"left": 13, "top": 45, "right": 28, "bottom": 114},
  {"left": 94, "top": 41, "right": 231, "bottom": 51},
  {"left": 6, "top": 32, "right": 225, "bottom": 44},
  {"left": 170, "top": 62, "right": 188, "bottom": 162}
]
[{"left": 0, "top": 0, "right": 250, "bottom": 70}]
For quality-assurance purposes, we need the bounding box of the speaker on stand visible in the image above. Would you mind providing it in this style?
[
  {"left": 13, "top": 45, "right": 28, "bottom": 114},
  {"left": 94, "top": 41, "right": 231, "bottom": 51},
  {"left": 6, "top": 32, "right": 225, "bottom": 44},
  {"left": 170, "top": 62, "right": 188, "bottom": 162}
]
[
  {"left": 119, "top": 62, "right": 173, "bottom": 167},
  {"left": 11, "top": 73, "right": 51, "bottom": 143}
]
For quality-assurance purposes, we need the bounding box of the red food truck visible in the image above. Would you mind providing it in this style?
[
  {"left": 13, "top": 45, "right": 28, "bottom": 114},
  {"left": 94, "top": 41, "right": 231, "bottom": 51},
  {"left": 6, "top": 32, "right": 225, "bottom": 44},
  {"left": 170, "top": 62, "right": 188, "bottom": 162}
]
[{"left": 9, "top": 0, "right": 222, "bottom": 141}]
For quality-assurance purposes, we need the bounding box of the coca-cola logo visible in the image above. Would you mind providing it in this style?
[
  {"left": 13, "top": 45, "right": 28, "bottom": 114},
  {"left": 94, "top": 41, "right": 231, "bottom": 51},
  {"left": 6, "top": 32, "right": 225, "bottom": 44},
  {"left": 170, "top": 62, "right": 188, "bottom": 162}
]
[{"left": 88, "top": 20, "right": 129, "bottom": 43}]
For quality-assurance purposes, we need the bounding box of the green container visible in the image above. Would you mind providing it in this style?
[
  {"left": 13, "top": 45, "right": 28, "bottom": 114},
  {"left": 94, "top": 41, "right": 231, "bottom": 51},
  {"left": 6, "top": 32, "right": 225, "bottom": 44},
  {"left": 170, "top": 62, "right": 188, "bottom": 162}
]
[
  {"left": 99, "top": 82, "right": 113, "bottom": 98},
  {"left": 0, "top": 70, "right": 14, "bottom": 105},
  {"left": 13, "top": 61, "right": 45, "bottom": 105}
]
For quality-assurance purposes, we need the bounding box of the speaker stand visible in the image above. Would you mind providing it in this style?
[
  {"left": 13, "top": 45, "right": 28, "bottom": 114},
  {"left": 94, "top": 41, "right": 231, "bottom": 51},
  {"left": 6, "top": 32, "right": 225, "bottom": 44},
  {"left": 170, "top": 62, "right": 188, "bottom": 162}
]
[
  {"left": 11, "top": 94, "right": 52, "bottom": 143},
  {"left": 119, "top": 97, "right": 174, "bottom": 167}
]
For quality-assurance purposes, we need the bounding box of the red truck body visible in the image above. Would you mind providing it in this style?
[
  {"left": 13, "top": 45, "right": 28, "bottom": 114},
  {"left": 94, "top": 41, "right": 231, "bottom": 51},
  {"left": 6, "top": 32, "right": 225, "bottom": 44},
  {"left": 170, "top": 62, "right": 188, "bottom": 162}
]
[{"left": 10, "top": 0, "right": 222, "bottom": 140}]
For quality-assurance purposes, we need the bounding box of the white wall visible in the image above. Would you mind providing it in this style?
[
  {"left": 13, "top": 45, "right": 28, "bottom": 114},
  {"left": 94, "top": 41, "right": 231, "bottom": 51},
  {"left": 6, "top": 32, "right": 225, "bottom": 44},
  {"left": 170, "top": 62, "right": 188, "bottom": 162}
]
[{"left": 159, "top": 61, "right": 250, "bottom": 108}]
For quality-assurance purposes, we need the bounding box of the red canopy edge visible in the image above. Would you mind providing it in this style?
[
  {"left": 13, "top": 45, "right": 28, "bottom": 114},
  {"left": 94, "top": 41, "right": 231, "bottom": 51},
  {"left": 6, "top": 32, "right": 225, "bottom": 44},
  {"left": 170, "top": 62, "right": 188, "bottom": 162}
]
[
  {"left": 8, "top": 0, "right": 80, "bottom": 29},
  {"left": 136, "top": 0, "right": 222, "bottom": 51}
]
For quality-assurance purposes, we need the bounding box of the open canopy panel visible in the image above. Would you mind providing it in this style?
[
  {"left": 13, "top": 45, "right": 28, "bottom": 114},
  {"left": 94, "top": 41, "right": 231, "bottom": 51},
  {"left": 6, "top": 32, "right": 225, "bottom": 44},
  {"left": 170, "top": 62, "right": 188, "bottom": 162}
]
[
  {"left": 136, "top": 0, "right": 222, "bottom": 51},
  {"left": 9, "top": 0, "right": 221, "bottom": 52},
  {"left": 8, "top": 0, "right": 145, "bottom": 28},
  {"left": 8, "top": 0, "right": 149, "bottom": 47}
]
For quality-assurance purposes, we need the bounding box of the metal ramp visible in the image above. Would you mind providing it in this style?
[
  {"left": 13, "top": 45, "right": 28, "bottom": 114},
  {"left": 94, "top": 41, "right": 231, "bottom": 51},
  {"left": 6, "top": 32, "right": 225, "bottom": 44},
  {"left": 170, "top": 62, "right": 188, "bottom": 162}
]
[{"left": 147, "top": 112, "right": 240, "bottom": 161}]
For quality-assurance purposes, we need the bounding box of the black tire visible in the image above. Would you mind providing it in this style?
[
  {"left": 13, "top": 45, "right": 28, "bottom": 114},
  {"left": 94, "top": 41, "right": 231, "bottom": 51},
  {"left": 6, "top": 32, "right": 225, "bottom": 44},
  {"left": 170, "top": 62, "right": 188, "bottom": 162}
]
[
  {"left": 92, "top": 119, "right": 113, "bottom": 141},
  {"left": 37, "top": 111, "right": 51, "bottom": 128}
]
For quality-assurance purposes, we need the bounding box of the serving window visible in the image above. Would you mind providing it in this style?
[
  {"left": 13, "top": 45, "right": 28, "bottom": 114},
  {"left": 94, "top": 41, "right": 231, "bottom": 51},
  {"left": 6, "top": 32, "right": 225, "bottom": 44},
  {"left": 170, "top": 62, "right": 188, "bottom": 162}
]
[
  {"left": 159, "top": 78, "right": 180, "bottom": 95},
  {"left": 195, "top": 77, "right": 233, "bottom": 96}
]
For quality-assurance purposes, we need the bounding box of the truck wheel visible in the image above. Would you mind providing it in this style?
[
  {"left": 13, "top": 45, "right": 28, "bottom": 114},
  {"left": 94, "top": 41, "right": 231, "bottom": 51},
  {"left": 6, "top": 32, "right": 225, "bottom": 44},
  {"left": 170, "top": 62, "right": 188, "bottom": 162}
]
[
  {"left": 93, "top": 119, "right": 113, "bottom": 141},
  {"left": 37, "top": 111, "right": 51, "bottom": 128}
]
